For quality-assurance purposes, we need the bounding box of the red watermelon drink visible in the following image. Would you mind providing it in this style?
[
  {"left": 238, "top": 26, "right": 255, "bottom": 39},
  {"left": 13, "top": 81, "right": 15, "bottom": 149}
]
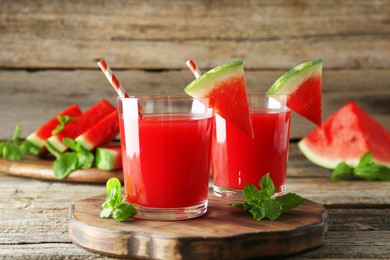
[
  {"left": 212, "top": 94, "right": 291, "bottom": 200},
  {"left": 117, "top": 96, "right": 213, "bottom": 220}
]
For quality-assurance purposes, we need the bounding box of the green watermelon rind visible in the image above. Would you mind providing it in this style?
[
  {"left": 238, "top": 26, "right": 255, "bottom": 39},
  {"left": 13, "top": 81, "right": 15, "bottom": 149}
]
[
  {"left": 266, "top": 58, "right": 323, "bottom": 95},
  {"left": 95, "top": 147, "right": 120, "bottom": 171},
  {"left": 184, "top": 60, "right": 244, "bottom": 97},
  {"left": 75, "top": 136, "right": 94, "bottom": 151},
  {"left": 45, "top": 137, "right": 67, "bottom": 158},
  {"left": 297, "top": 139, "right": 360, "bottom": 169}
]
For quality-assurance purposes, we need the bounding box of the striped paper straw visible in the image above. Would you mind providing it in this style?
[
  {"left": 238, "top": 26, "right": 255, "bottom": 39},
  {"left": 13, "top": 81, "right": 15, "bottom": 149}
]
[
  {"left": 98, "top": 59, "right": 129, "bottom": 98},
  {"left": 186, "top": 59, "right": 202, "bottom": 78}
]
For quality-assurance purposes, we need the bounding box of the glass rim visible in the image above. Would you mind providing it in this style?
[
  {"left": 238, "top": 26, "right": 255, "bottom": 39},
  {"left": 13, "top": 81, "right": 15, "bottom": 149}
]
[{"left": 117, "top": 95, "right": 208, "bottom": 102}]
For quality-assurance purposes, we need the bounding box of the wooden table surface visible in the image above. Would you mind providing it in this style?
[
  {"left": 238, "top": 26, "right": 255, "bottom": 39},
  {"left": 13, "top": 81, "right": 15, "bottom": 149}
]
[
  {"left": 0, "top": 0, "right": 389, "bottom": 259},
  {"left": 0, "top": 144, "right": 389, "bottom": 259}
]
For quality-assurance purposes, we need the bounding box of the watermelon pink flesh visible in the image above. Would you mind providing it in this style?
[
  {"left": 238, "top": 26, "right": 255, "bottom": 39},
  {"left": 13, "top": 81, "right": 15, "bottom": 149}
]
[
  {"left": 298, "top": 102, "right": 390, "bottom": 169},
  {"left": 207, "top": 75, "right": 253, "bottom": 136},
  {"left": 286, "top": 76, "right": 322, "bottom": 126},
  {"left": 184, "top": 60, "right": 253, "bottom": 136},
  {"left": 75, "top": 110, "right": 119, "bottom": 151},
  {"left": 95, "top": 144, "right": 122, "bottom": 170},
  {"left": 25, "top": 104, "right": 82, "bottom": 155},
  {"left": 46, "top": 99, "right": 116, "bottom": 156}
]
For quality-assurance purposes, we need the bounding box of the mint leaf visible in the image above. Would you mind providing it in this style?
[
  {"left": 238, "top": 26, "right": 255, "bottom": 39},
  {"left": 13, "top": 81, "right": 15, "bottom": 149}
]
[
  {"left": 260, "top": 173, "right": 275, "bottom": 198},
  {"left": 230, "top": 202, "right": 253, "bottom": 211},
  {"left": 249, "top": 206, "right": 265, "bottom": 221},
  {"left": 243, "top": 184, "right": 262, "bottom": 205},
  {"left": 262, "top": 199, "right": 282, "bottom": 220},
  {"left": 53, "top": 152, "right": 79, "bottom": 179},
  {"left": 21, "top": 140, "right": 41, "bottom": 156},
  {"left": 52, "top": 116, "right": 74, "bottom": 135},
  {"left": 12, "top": 124, "right": 21, "bottom": 142},
  {"left": 113, "top": 204, "right": 137, "bottom": 222},
  {"left": 100, "top": 178, "right": 137, "bottom": 222},
  {"left": 230, "top": 174, "right": 304, "bottom": 221},
  {"left": 276, "top": 193, "right": 305, "bottom": 213},
  {"left": 99, "top": 208, "right": 112, "bottom": 218},
  {"left": 0, "top": 124, "right": 25, "bottom": 161},
  {"left": 354, "top": 163, "right": 390, "bottom": 181},
  {"left": 331, "top": 152, "right": 390, "bottom": 181},
  {"left": 52, "top": 138, "right": 94, "bottom": 178},
  {"left": 332, "top": 162, "right": 354, "bottom": 181}
]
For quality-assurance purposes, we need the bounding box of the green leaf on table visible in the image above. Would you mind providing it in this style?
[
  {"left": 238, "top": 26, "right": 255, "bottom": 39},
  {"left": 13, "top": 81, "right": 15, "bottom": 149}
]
[
  {"left": 52, "top": 138, "right": 94, "bottom": 179},
  {"left": 52, "top": 116, "right": 75, "bottom": 135},
  {"left": 331, "top": 152, "right": 390, "bottom": 181},
  {"left": 260, "top": 173, "right": 275, "bottom": 198},
  {"left": 262, "top": 199, "right": 282, "bottom": 220},
  {"left": 0, "top": 124, "right": 25, "bottom": 161},
  {"left": 276, "top": 193, "right": 305, "bottom": 213},
  {"left": 249, "top": 205, "right": 266, "bottom": 221},
  {"left": 332, "top": 162, "right": 354, "bottom": 181},
  {"left": 100, "top": 177, "right": 137, "bottom": 222},
  {"left": 230, "top": 174, "right": 304, "bottom": 221},
  {"left": 53, "top": 152, "right": 79, "bottom": 179}
]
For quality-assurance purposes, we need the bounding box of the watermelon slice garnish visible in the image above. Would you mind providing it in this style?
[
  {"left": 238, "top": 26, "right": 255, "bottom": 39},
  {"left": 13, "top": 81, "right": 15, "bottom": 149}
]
[
  {"left": 24, "top": 104, "right": 82, "bottom": 156},
  {"left": 184, "top": 60, "right": 253, "bottom": 136},
  {"left": 95, "top": 144, "right": 122, "bottom": 170},
  {"left": 298, "top": 102, "right": 390, "bottom": 169},
  {"left": 267, "top": 58, "right": 323, "bottom": 126},
  {"left": 45, "top": 99, "right": 116, "bottom": 157},
  {"left": 75, "top": 110, "right": 119, "bottom": 151}
]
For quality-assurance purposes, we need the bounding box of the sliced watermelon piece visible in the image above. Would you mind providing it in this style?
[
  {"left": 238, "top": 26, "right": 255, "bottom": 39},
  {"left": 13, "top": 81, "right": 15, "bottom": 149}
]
[
  {"left": 184, "top": 60, "right": 253, "bottom": 136},
  {"left": 267, "top": 58, "right": 323, "bottom": 126},
  {"left": 298, "top": 102, "right": 390, "bottom": 169},
  {"left": 45, "top": 99, "right": 116, "bottom": 157},
  {"left": 75, "top": 110, "right": 119, "bottom": 151},
  {"left": 95, "top": 144, "right": 122, "bottom": 170},
  {"left": 24, "top": 104, "right": 82, "bottom": 156}
]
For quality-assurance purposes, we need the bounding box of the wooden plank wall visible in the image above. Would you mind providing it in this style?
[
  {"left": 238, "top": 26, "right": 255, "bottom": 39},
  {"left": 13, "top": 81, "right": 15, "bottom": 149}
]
[{"left": 0, "top": 0, "right": 389, "bottom": 139}]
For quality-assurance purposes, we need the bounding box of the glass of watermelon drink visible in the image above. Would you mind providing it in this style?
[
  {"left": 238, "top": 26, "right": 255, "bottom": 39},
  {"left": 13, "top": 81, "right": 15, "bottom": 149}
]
[
  {"left": 117, "top": 96, "right": 213, "bottom": 220},
  {"left": 212, "top": 94, "right": 291, "bottom": 200}
]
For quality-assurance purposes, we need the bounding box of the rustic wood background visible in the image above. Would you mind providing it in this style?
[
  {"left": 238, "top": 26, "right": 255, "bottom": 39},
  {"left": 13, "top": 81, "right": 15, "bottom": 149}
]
[
  {"left": 0, "top": 1, "right": 389, "bottom": 259},
  {"left": 0, "top": 0, "right": 389, "bottom": 140}
]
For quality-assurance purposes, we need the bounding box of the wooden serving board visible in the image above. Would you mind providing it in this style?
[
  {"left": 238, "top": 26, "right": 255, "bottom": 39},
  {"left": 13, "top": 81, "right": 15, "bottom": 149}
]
[
  {"left": 69, "top": 194, "right": 328, "bottom": 259},
  {"left": 0, "top": 157, "right": 123, "bottom": 183}
]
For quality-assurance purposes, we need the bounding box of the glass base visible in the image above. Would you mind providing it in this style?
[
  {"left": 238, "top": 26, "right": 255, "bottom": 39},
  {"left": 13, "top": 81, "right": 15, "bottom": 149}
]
[
  {"left": 133, "top": 200, "right": 208, "bottom": 220},
  {"left": 213, "top": 184, "right": 286, "bottom": 201}
]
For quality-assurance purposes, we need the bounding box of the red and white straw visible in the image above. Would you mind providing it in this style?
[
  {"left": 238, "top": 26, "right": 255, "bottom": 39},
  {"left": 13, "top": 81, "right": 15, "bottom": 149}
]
[
  {"left": 186, "top": 59, "right": 202, "bottom": 78},
  {"left": 98, "top": 59, "right": 129, "bottom": 98}
]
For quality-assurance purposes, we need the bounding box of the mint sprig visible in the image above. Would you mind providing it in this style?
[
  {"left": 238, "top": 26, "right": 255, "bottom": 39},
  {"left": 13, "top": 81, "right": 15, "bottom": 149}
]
[
  {"left": 0, "top": 124, "right": 25, "bottom": 161},
  {"left": 52, "top": 138, "right": 94, "bottom": 179},
  {"left": 100, "top": 178, "right": 137, "bottom": 222},
  {"left": 231, "top": 174, "right": 304, "bottom": 221},
  {"left": 52, "top": 116, "right": 74, "bottom": 135},
  {"left": 332, "top": 152, "right": 390, "bottom": 181}
]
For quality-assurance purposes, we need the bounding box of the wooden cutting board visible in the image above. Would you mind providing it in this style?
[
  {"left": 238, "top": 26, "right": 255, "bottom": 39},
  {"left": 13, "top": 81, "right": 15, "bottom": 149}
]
[
  {"left": 0, "top": 157, "right": 123, "bottom": 183},
  {"left": 69, "top": 194, "right": 328, "bottom": 259}
]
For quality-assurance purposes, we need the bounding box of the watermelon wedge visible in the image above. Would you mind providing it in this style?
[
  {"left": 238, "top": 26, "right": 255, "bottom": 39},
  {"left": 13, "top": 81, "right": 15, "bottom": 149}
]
[
  {"left": 24, "top": 104, "right": 82, "bottom": 156},
  {"left": 267, "top": 58, "right": 323, "bottom": 126},
  {"left": 95, "top": 144, "right": 122, "bottom": 170},
  {"left": 184, "top": 60, "right": 253, "bottom": 136},
  {"left": 45, "top": 99, "right": 116, "bottom": 157},
  {"left": 298, "top": 102, "right": 390, "bottom": 169},
  {"left": 75, "top": 110, "right": 119, "bottom": 151}
]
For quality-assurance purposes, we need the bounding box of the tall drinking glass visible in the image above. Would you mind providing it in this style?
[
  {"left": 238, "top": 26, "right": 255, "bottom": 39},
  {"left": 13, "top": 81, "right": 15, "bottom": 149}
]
[
  {"left": 117, "top": 96, "right": 213, "bottom": 220},
  {"left": 212, "top": 94, "right": 291, "bottom": 200}
]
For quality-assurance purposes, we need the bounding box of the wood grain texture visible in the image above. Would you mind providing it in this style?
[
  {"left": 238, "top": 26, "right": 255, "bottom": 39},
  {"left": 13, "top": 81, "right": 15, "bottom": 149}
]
[
  {"left": 0, "top": 157, "right": 123, "bottom": 183},
  {"left": 69, "top": 194, "right": 327, "bottom": 259},
  {"left": 0, "top": 0, "right": 389, "bottom": 69},
  {"left": 0, "top": 69, "right": 388, "bottom": 140},
  {"left": 1, "top": 143, "right": 389, "bottom": 259}
]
